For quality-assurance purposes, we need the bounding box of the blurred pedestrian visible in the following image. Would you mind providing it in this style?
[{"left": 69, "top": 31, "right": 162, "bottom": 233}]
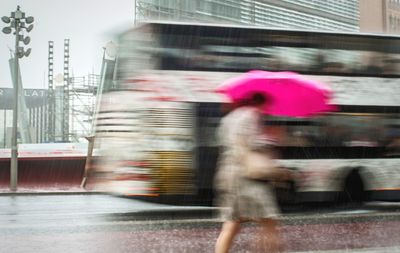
[{"left": 214, "top": 93, "right": 292, "bottom": 253}]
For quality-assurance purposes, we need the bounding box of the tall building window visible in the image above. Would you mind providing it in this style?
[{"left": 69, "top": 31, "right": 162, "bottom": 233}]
[
  {"left": 390, "top": 15, "right": 394, "bottom": 30},
  {"left": 397, "top": 17, "right": 400, "bottom": 31},
  {"left": 136, "top": 0, "right": 359, "bottom": 32}
]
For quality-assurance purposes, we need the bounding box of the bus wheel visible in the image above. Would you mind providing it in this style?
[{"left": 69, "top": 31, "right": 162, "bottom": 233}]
[{"left": 339, "top": 169, "right": 365, "bottom": 205}]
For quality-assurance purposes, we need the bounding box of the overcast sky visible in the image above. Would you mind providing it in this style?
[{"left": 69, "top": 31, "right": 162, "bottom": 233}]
[{"left": 0, "top": 0, "right": 134, "bottom": 88}]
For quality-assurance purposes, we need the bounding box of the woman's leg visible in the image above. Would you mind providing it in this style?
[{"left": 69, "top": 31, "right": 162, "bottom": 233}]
[
  {"left": 215, "top": 220, "right": 241, "bottom": 253},
  {"left": 257, "top": 218, "right": 283, "bottom": 252}
]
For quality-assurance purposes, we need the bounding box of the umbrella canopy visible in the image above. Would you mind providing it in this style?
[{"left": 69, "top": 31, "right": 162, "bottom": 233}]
[{"left": 217, "top": 70, "right": 336, "bottom": 117}]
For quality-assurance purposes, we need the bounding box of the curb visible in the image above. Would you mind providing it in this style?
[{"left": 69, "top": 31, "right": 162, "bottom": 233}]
[
  {"left": 0, "top": 190, "right": 104, "bottom": 196},
  {"left": 95, "top": 208, "right": 400, "bottom": 223},
  {"left": 104, "top": 208, "right": 218, "bottom": 222},
  {"left": 289, "top": 246, "right": 400, "bottom": 253},
  {"left": 281, "top": 211, "right": 400, "bottom": 225}
]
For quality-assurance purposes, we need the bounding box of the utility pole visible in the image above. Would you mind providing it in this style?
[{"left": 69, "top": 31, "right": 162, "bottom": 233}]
[{"left": 2, "top": 6, "right": 34, "bottom": 191}]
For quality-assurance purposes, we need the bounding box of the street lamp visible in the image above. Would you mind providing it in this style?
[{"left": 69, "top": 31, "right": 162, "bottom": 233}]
[{"left": 2, "top": 6, "right": 34, "bottom": 191}]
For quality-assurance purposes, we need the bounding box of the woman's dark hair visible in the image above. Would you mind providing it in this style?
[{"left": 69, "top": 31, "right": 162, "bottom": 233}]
[
  {"left": 239, "top": 93, "right": 269, "bottom": 107},
  {"left": 222, "top": 93, "right": 271, "bottom": 115}
]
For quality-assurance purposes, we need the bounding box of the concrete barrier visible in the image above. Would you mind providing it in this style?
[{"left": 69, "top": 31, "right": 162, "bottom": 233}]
[
  {"left": 0, "top": 143, "right": 88, "bottom": 190},
  {"left": 0, "top": 157, "right": 86, "bottom": 190}
]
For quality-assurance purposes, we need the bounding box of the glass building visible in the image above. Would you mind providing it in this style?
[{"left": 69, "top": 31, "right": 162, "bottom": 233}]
[{"left": 135, "top": 0, "right": 360, "bottom": 32}]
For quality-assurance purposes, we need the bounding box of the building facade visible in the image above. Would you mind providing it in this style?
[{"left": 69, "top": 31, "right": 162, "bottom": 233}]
[
  {"left": 0, "top": 74, "right": 99, "bottom": 147},
  {"left": 135, "top": 0, "right": 360, "bottom": 31},
  {"left": 360, "top": 0, "right": 400, "bottom": 34},
  {"left": 0, "top": 88, "right": 48, "bottom": 147}
]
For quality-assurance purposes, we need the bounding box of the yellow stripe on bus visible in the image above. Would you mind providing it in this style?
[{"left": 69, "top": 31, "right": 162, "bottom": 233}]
[
  {"left": 375, "top": 188, "right": 400, "bottom": 191},
  {"left": 124, "top": 193, "right": 160, "bottom": 197}
]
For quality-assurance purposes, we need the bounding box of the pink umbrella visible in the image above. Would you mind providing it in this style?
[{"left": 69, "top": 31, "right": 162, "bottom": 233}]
[{"left": 217, "top": 70, "right": 337, "bottom": 117}]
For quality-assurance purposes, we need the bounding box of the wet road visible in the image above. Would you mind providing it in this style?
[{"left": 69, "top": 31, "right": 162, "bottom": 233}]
[{"left": 1, "top": 194, "right": 400, "bottom": 253}]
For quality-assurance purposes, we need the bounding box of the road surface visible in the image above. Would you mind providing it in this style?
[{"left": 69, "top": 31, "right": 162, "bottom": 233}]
[{"left": 1, "top": 194, "right": 400, "bottom": 252}]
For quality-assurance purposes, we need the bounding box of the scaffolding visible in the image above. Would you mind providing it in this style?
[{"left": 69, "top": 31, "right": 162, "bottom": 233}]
[
  {"left": 69, "top": 74, "right": 99, "bottom": 142},
  {"left": 46, "top": 40, "right": 100, "bottom": 143}
]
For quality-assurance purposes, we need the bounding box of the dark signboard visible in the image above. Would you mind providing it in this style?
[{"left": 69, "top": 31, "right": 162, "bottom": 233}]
[{"left": 0, "top": 88, "right": 48, "bottom": 109}]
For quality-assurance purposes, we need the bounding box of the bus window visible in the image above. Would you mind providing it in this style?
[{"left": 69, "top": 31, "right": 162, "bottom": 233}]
[
  {"left": 382, "top": 57, "right": 400, "bottom": 75},
  {"left": 322, "top": 114, "right": 385, "bottom": 147}
]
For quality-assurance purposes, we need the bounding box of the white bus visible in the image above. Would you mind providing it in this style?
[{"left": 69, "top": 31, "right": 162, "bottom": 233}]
[{"left": 92, "top": 22, "right": 400, "bottom": 205}]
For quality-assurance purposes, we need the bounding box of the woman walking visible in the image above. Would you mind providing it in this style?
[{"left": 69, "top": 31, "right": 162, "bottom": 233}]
[{"left": 214, "top": 93, "right": 291, "bottom": 253}]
